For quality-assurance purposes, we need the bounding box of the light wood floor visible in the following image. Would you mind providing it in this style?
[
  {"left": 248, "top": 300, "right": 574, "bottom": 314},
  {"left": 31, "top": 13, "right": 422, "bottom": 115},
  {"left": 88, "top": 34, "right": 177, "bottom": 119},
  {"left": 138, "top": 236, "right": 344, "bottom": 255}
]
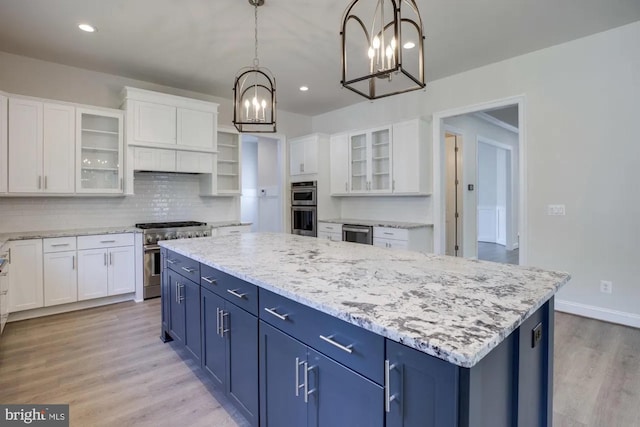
[{"left": 1, "top": 300, "right": 639, "bottom": 426}]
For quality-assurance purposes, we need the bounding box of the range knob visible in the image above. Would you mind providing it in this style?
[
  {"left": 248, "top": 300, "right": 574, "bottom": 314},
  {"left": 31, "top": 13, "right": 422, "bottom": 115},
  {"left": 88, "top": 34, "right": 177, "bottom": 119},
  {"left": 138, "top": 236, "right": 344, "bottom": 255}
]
[{"left": 145, "top": 235, "right": 154, "bottom": 244}]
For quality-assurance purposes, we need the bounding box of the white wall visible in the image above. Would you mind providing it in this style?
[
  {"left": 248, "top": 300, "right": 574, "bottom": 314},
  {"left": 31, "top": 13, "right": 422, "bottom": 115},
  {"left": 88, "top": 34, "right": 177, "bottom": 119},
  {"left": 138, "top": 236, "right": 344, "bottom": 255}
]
[
  {"left": 0, "top": 51, "right": 313, "bottom": 138},
  {"left": 0, "top": 172, "right": 238, "bottom": 233},
  {"left": 312, "top": 22, "right": 640, "bottom": 325}
]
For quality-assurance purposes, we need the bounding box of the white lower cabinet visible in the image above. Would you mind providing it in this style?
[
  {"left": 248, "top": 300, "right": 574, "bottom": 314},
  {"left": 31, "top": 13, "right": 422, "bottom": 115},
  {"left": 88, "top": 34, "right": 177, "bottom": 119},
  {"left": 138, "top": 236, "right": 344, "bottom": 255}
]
[
  {"left": 77, "top": 236, "right": 135, "bottom": 301},
  {"left": 318, "top": 222, "right": 343, "bottom": 242},
  {"left": 373, "top": 227, "right": 433, "bottom": 253},
  {"left": 0, "top": 258, "right": 9, "bottom": 333},
  {"left": 77, "top": 249, "right": 109, "bottom": 300},
  {"left": 107, "top": 246, "right": 135, "bottom": 296},
  {"left": 43, "top": 236, "right": 78, "bottom": 307},
  {"left": 8, "top": 239, "right": 44, "bottom": 312},
  {"left": 215, "top": 225, "right": 251, "bottom": 236}
]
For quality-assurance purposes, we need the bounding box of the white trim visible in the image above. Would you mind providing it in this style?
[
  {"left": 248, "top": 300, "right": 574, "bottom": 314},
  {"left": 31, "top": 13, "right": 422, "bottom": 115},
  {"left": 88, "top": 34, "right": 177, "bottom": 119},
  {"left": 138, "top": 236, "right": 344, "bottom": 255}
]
[
  {"left": 555, "top": 299, "right": 640, "bottom": 329},
  {"left": 474, "top": 112, "right": 519, "bottom": 134},
  {"left": 7, "top": 294, "right": 136, "bottom": 322},
  {"left": 432, "top": 94, "right": 527, "bottom": 265}
]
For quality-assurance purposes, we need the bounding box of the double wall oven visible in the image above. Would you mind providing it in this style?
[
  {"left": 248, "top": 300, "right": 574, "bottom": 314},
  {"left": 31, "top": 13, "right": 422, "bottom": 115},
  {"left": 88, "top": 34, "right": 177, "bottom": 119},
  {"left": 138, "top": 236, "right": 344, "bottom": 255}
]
[
  {"left": 136, "top": 221, "right": 212, "bottom": 299},
  {"left": 291, "top": 181, "right": 317, "bottom": 237}
]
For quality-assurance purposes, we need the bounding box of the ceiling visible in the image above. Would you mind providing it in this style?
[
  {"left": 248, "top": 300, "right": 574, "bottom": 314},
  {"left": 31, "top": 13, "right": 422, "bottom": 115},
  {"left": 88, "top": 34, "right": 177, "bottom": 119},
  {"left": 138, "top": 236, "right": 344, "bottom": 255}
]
[{"left": 1, "top": 0, "right": 639, "bottom": 117}]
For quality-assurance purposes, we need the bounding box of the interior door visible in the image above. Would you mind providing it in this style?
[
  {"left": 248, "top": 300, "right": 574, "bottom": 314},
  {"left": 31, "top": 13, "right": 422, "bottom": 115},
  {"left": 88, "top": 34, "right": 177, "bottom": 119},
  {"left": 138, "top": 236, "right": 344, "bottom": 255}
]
[{"left": 445, "top": 134, "right": 462, "bottom": 256}]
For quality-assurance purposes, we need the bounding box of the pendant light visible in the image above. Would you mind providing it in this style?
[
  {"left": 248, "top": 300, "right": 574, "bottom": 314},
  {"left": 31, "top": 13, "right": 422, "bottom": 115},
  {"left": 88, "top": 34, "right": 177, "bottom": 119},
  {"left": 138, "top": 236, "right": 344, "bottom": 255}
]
[
  {"left": 341, "top": 0, "right": 425, "bottom": 100},
  {"left": 233, "top": 0, "right": 277, "bottom": 133}
]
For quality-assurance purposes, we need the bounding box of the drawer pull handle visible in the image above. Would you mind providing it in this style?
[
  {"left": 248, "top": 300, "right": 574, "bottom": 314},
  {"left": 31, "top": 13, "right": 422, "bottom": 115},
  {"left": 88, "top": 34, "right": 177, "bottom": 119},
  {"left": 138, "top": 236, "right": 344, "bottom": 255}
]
[
  {"left": 100, "top": 240, "right": 116, "bottom": 243},
  {"left": 295, "top": 357, "right": 305, "bottom": 397},
  {"left": 383, "top": 232, "right": 394, "bottom": 236},
  {"left": 0, "top": 290, "right": 7, "bottom": 295},
  {"left": 227, "top": 289, "right": 247, "bottom": 299},
  {"left": 385, "top": 360, "right": 398, "bottom": 412},
  {"left": 264, "top": 307, "right": 289, "bottom": 321},
  {"left": 228, "top": 230, "right": 240, "bottom": 234},
  {"left": 319, "top": 334, "right": 353, "bottom": 354},
  {"left": 181, "top": 266, "right": 196, "bottom": 273},
  {"left": 202, "top": 276, "right": 217, "bottom": 284},
  {"left": 51, "top": 243, "right": 70, "bottom": 247},
  {"left": 166, "top": 259, "right": 177, "bottom": 265}
]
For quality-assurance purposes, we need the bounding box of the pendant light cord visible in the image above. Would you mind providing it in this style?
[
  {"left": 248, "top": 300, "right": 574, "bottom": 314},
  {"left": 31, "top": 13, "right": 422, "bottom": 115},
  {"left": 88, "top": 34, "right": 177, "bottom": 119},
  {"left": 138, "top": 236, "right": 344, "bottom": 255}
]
[{"left": 253, "top": 1, "right": 259, "bottom": 68}]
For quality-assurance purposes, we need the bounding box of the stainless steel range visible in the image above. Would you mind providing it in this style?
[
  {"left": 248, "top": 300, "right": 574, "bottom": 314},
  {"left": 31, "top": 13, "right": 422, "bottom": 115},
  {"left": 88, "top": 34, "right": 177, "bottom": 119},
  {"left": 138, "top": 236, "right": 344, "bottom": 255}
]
[{"left": 136, "top": 221, "right": 212, "bottom": 299}]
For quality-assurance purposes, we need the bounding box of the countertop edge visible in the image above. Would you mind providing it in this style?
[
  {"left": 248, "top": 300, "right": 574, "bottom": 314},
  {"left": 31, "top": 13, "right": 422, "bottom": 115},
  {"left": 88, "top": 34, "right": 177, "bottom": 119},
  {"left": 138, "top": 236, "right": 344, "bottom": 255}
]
[{"left": 160, "top": 239, "right": 570, "bottom": 368}]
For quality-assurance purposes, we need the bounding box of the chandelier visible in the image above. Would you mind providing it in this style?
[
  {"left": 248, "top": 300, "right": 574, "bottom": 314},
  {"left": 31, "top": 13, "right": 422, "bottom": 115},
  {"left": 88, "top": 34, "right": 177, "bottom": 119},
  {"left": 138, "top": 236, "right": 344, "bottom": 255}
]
[
  {"left": 233, "top": 0, "right": 276, "bottom": 133},
  {"left": 341, "top": 0, "right": 425, "bottom": 100}
]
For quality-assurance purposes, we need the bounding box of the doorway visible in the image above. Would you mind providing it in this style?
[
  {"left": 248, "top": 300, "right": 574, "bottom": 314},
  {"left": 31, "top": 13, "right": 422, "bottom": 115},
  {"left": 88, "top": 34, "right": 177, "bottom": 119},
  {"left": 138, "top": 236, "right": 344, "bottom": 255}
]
[
  {"left": 477, "top": 137, "right": 518, "bottom": 264},
  {"left": 432, "top": 96, "right": 526, "bottom": 265},
  {"left": 240, "top": 134, "right": 284, "bottom": 233}
]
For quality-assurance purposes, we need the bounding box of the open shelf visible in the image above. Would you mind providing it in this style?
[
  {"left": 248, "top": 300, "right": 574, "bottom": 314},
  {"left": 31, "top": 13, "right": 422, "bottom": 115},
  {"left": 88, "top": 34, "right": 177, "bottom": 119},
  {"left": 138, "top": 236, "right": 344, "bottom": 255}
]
[
  {"left": 82, "top": 128, "right": 119, "bottom": 135},
  {"left": 82, "top": 167, "right": 119, "bottom": 172},
  {"left": 82, "top": 146, "right": 119, "bottom": 153}
]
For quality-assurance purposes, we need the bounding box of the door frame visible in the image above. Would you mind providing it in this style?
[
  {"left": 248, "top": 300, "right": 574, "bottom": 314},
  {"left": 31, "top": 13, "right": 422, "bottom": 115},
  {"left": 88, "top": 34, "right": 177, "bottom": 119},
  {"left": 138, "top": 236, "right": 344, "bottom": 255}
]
[
  {"left": 242, "top": 132, "right": 287, "bottom": 233},
  {"left": 432, "top": 95, "right": 527, "bottom": 264}
]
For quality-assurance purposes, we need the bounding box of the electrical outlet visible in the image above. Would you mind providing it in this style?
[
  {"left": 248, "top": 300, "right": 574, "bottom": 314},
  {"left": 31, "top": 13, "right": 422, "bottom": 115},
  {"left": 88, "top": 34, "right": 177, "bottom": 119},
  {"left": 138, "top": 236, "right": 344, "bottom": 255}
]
[
  {"left": 531, "top": 322, "right": 543, "bottom": 348},
  {"left": 600, "top": 280, "right": 613, "bottom": 294},
  {"left": 547, "top": 204, "right": 566, "bottom": 216}
]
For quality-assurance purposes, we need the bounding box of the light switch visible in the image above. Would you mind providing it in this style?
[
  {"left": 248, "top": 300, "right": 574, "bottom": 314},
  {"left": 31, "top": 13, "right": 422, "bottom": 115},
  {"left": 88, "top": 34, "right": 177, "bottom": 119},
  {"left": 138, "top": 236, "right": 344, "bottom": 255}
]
[{"left": 547, "top": 204, "right": 566, "bottom": 216}]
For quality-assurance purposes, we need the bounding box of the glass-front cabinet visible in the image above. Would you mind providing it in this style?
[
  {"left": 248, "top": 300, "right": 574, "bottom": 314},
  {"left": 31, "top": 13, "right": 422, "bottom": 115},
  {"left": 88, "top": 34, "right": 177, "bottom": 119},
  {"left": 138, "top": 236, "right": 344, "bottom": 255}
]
[
  {"left": 76, "top": 108, "right": 124, "bottom": 194},
  {"left": 349, "top": 126, "right": 392, "bottom": 193}
]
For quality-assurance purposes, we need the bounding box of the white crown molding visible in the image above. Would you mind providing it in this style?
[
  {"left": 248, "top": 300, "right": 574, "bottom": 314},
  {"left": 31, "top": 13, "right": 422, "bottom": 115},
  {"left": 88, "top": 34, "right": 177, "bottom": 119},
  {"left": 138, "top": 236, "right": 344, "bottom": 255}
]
[{"left": 473, "top": 112, "right": 519, "bottom": 134}]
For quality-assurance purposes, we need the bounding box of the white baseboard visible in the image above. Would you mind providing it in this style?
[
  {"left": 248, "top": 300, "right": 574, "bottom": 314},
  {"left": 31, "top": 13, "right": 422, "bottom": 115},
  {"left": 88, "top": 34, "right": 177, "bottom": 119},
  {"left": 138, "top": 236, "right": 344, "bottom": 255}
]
[
  {"left": 555, "top": 299, "right": 640, "bottom": 329},
  {"left": 7, "top": 293, "right": 136, "bottom": 322}
]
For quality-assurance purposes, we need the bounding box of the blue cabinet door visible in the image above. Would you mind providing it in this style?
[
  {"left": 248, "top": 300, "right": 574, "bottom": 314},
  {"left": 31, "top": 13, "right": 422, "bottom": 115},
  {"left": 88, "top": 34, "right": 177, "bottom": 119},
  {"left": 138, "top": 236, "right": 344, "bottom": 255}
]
[
  {"left": 307, "top": 347, "right": 384, "bottom": 427},
  {"left": 183, "top": 278, "right": 201, "bottom": 362},
  {"left": 386, "top": 340, "right": 459, "bottom": 427},
  {"left": 259, "top": 321, "right": 307, "bottom": 427},
  {"left": 201, "top": 287, "right": 226, "bottom": 387},
  {"left": 226, "top": 302, "right": 259, "bottom": 426},
  {"left": 168, "top": 270, "right": 185, "bottom": 344}
]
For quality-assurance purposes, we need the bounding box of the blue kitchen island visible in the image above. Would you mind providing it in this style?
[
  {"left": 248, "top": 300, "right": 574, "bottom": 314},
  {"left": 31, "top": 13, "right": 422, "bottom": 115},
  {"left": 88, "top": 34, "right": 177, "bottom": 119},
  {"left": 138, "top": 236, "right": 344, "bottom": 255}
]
[{"left": 159, "top": 232, "right": 570, "bottom": 427}]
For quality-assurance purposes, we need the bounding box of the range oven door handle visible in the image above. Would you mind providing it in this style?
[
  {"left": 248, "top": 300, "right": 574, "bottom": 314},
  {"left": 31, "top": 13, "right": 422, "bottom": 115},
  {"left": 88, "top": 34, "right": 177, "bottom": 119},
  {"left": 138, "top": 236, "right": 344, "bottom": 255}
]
[{"left": 144, "top": 245, "right": 161, "bottom": 252}]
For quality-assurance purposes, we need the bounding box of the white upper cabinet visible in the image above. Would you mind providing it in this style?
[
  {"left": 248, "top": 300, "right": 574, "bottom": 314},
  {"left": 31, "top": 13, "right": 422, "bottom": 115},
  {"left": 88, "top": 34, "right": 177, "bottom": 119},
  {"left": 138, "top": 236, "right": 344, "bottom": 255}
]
[
  {"left": 133, "top": 101, "right": 177, "bottom": 145},
  {"left": 0, "top": 94, "right": 8, "bottom": 193},
  {"left": 177, "top": 108, "right": 215, "bottom": 149},
  {"left": 76, "top": 107, "right": 124, "bottom": 194},
  {"left": 330, "top": 118, "right": 430, "bottom": 196},
  {"left": 329, "top": 133, "right": 349, "bottom": 194},
  {"left": 8, "top": 98, "right": 75, "bottom": 194},
  {"left": 43, "top": 103, "right": 76, "bottom": 193},
  {"left": 289, "top": 135, "right": 318, "bottom": 176},
  {"left": 391, "top": 119, "right": 430, "bottom": 194},
  {"left": 122, "top": 87, "right": 218, "bottom": 151},
  {"left": 349, "top": 126, "right": 392, "bottom": 194}
]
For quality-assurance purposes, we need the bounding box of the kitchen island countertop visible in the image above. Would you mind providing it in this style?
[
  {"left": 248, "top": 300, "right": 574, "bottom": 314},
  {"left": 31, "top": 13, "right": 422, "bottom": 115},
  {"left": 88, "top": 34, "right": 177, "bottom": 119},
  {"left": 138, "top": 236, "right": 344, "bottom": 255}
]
[{"left": 160, "top": 232, "right": 569, "bottom": 367}]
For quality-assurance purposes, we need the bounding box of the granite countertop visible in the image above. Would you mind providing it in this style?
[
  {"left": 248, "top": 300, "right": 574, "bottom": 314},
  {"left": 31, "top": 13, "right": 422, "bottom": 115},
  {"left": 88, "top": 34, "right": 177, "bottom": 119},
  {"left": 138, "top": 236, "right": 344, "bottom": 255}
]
[
  {"left": 0, "top": 226, "right": 140, "bottom": 248},
  {"left": 160, "top": 233, "right": 570, "bottom": 368},
  {"left": 319, "top": 218, "right": 432, "bottom": 229}
]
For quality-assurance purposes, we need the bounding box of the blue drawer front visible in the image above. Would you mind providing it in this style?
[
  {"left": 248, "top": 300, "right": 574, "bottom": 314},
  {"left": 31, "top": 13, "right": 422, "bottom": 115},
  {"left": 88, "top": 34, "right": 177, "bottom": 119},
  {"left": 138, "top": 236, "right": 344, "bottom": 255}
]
[
  {"left": 166, "top": 250, "right": 200, "bottom": 282},
  {"left": 200, "top": 263, "right": 258, "bottom": 316},
  {"left": 259, "top": 288, "right": 384, "bottom": 385}
]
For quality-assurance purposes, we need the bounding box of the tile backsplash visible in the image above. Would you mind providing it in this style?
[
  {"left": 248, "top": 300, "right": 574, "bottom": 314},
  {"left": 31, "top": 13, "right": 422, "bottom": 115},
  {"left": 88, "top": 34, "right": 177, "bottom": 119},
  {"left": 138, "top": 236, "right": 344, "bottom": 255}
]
[{"left": 0, "top": 173, "right": 239, "bottom": 233}]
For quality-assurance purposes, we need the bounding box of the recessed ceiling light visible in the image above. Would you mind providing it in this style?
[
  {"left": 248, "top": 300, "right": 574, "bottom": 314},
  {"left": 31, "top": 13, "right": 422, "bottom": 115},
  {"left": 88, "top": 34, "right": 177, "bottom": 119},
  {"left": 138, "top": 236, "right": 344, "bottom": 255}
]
[
  {"left": 78, "top": 23, "right": 96, "bottom": 33},
  {"left": 299, "top": 86, "right": 309, "bottom": 92},
  {"left": 403, "top": 41, "right": 415, "bottom": 49}
]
